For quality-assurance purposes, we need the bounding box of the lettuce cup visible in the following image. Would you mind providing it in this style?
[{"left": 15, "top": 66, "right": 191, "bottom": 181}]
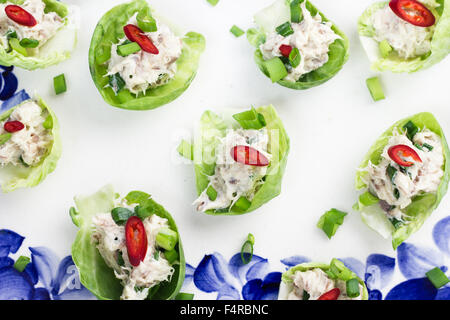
[
  {"left": 89, "top": 0, "right": 205, "bottom": 110},
  {"left": 70, "top": 185, "right": 185, "bottom": 300},
  {"left": 0, "top": 89, "right": 61, "bottom": 192},
  {"left": 358, "top": 0, "right": 450, "bottom": 73},
  {"left": 354, "top": 113, "right": 450, "bottom": 249},
  {"left": 247, "top": 0, "right": 349, "bottom": 90},
  {"left": 178, "top": 105, "right": 290, "bottom": 215},
  {"left": 278, "top": 259, "right": 369, "bottom": 300},
  {"left": 0, "top": 0, "right": 79, "bottom": 70}
]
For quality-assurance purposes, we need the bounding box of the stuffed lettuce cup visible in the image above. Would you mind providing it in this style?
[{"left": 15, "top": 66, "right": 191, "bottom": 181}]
[
  {"left": 70, "top": 185, "right": 185, "bottom": 300},
  {"left": 354, "top": 113, "right": 450, "bottom": 249},
  {"left": 0, "top": 0, "right": 79, "bottom": 70},
  {"left": 247, "top": 0, "right": 349, "bottom": 89},
  {"left": 89, "top": 0, "right": 205, "bottom": 110},
  {"left": 278, "top": 259, "right": 369, "bottom": 300},
  {"left": 358, "top": 0, "right": 449, "bottom": 73},
  {"left": 0, "top": 89, "right": 61, "bottom": 192},
  {"left": 178, "top": 105, "right": 289, "bottom": 215}
]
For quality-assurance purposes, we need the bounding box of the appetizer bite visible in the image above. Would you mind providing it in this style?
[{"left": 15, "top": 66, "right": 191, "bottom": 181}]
[
  {"left": 0, "top": 0, "right": 79, "bottom": 70},
  {"left": 179, "top": 105, "right": 289, "bottom": 215},
  {"left": 247, "top": 0, "right": 349, "bottom": 89},
  {"left": 70, "top": 185, "right": 185, "bottom": 300},
  {"left": 355, "top": 113, "right": 450, "bottom": 249},
  {"left": 89, "top": 0, "right": 205, "bottom": 110},
  {"left": 0, "top": 89, "right": 61, "bottom": 192},
  {"left": 278, "top": 259, "right": 369, "bottom": 300},
  {"left": 358, "top": 0, "right": 449, "bottom": 73}
]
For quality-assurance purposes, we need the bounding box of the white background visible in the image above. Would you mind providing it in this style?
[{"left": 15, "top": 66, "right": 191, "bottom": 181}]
[{"left": 1, "top": 0, "right": 449, "bottom": 294}]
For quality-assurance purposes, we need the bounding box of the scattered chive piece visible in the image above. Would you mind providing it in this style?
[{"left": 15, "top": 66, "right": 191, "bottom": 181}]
[
  {"left": 390, "top": 218, "right": 403, "bottom": 229},
  {"left": 378, "top": 40, "right": 392, "bottom": 58},
  {"left": 423, "top": 143, "right": 434, "bottom": 151},
  {"left": 289, "top": 47, "right": 301, "bottom": 68},
  {"left": 206, "top": 0, "right": 219, "bottom": 6},
  {"left": 9, "top": 38, "right": 27, "bottom": 56},
  {"left": 230, "top": 25, "right": 245, "bottom": 37},
  {"left": 232, "top": 196, "right": 251, "bottom": 212},
  {"left": 275, "top": 21, "right": 294, "bottom": 37},
  {"left": 403, "top": 121, "right": 419, "bottom": 141},
  {"left": 346, "top": 278, "right": 360, "bottom": 298},
  {"left": 328, "top": 259, "right": 353, "bottom": 281},
  {"left": 240, "top": 233, "right": 255, "bottom": 265},
  {"left": 42, "top": 115, "right": 53, "bottom": 130},
  {"left": 206, "top": 186, "right": 217, "bottom": 201},
  {"left": 164, "top": 249, "right": 179, "bottom": 264},
  {"left": 302, "top": 290, "right": 310, "bottom": 300},
  {"left": 13, "top": 256, "right": 31, "bottom": 272},
  {"left": 137, "top": 7, "right": 157, "bottom": 32},
  {"left": 177, "top": 139, "right": 193, "bottom": 160},
  {"left": 19, "top": 38, "right": 39, "bottom": 48},
  {"left": 358, "top": 191, "right": 379, "bottom": 207},
  {"left": 0, "top": 133, "right": 12, "bottom": 146},
  {"left": 290, "top": 0, "right": 304, "bottom": 23},
  {"left": 263, "top": 57, "right": 288, "bottom": 82},
  {"left": 109, "top": 73, "right": 125, "bottom": 94},
  {"left": 175, "top": 293, "right": 195, "bottom": 300},
  {"left": 366, "top": 77, "right": 385, "bottom": 101},
  {"left": 156, "top": 228, "right": 178, "bottom": 251},
  {"left": 111, "top": 207, "right": 134, "bottom": 225},
  {"left": 426, "top": 267, "right": 449, "bottom": 289},
  {"left": 53, "top": 74, "right": 67, "bottom": 95},
  {"left": 317, "top": 209, "right": 347, "bottom": 239},
  {"left": 117, "top": 41, "right": 141, "bottom": 57},
  {"left": 232, "top": 107, "right": 266, "bottom": 130}
]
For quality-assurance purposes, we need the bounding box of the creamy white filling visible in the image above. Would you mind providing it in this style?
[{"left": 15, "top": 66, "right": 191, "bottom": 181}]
[
  {"left": 260, "top": 2, "right": 340, "bottom": 82},
  {"left": 92, "top": 207, "right": 175, "bottom": 300},
  {"left": 0, "top": 100, "right": 51, "bottom": 167},
  {"left": 107, "top": 15, "right": 182, "bottom": 95},
  {"left": 193, "top": 128, "right": 271, "bottom": 212},
  {"left": 0, "top": 0, "right": 64, "bottom": 49}
]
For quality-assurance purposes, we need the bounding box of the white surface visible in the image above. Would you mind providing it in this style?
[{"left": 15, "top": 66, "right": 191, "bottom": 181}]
[{"left": 1, "top": 0, "right": 449, "bottom": 275}]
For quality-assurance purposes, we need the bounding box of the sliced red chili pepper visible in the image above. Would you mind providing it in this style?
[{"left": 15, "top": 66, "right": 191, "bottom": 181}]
[
  {"left": 4, "top": 120, "right": 24, "bottom": 133},
  {"left": 317, "top": 288, "right": 340, "bottom": 300},
  {"left": 231, "top": 145, "right": 270, "bottom": 167},
  {"left": 5, "top": 5, "right": 37, "bottom": 27},
  {"left": 389, "top": 0, "right": 435, "bottom": 27},
  {"left": 123, "top": 24, "right": 159, "bottom": 54},
  {"left": 388, "top": 144, "right": 422, "bottom": 167},
  {"left": 125, "top": 216, "right": 148, "bottom": 267},
  {"left": 279, "top": 44, "right": 293, "bottom": 57}
]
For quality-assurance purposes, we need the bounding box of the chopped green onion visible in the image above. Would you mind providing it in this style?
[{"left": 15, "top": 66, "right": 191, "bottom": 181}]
[
  {"left": 206, "top": 185, "right": 217, "bottom": 201},
  {"left": 164, "top": 249, "right": 179, "bottom": 264},
  {"left": 240, "top": 233, "right": 255, "bottom": 265},
  {"left": 137, "top": 7, "right": 157, "bottom": 32},
  {"left": 13, "top": 256, "right": 30, "bottom": 272},
  {"left": 393, "top": 188, "right": 400, "bottom": 199},
  {"left": 423, "top": 143, "right": 434, "bottom": 151},
  {"left": 230, "top": 25, "right": 245, "bottom": 37},
  {"left": 302, "top": 290, "right": 310, "bottom": 300},
  {"left": 175, "top": 293, "right": 195, "bottom": 300},
  {"left": 153, "top": 250, "right": 160, "bottom": 260},
  {"left": 206, "top": 0, "right": 219, "bottom": 6},
  {"left": 288, "top": 47, "right": 301, "bottom": 68},
  {"left": 358, "top": 191, "right": 379, "bottom": 207},
  {"left": 378, "top": 40, "right": 392, "bottom": 58},
  {"left": 426, "top": 267, "right": 449, "bottom": 289},
  {"left": 156, "top": 228, "right": 178, "bottom": 251},
  {"left": 328, "top": 259, "right": 353, "bottom": 281},
  {"left": 317, "top": 208, "right": 347, "bottom": 239},
  {"left": 346, "top": 278, "right": 360, "bottom": 298},
  {"left": 117, "top": 251, "right": 125, "bottom": 266},
  {"left": 109, "top": 73, "right": 125, "bottom": 94},
  {"left": 42, "top": 115, "right": 53, "bottom": 130},
  {"left": 19, "top": 38, "right": 39, "bottom": 48},
  {"left": 275, "top": 21, "right": 294, "bottom": 37},
  {"left": 232, "top": 107, "right": 266, "bottom": 130},
  {"left": 387, "top": 164, "right": 397, "bottom": 185},
  {"left": 231, "top": 196, "right": 251, "bottom": 212},
  {"left": 53, "top": 74, "right": 67, "bottom": 95},
  {"left": 134, "top": 205, "right": 152, "bottom": 220},
  {"left": 6, "top": 29, "right": 17, "bottom": 40},
  {"left": 247, "top": 233, "right": 255, "bottom": 245},
  {"left": 177, "top": 139, "right": 193, "bottom": 160},
  {"left": 403, "top": 121, "right": 418, "bottom": 141},
  {"left": 111, "top": 207, "right": 134, "bottom": 225},
  {"left": 366, "top": 77, "right": 385, "bottom": 101},
  {"left": 390, "top": 218, "right": 403, "bottom": 229},
  {"left": 290, "top": 0, "right": 304, "bottom": 23},
  {"left": 9, "top": 38, "right": 27, "bottom": 56},
  {"left": 117, "top": 41, "right": 141, "bottom": 57},
  {"left": 0, "top": 133, "right": 12, "bottom": 146},
  {"left": 263, "top": 57, "right": 288, "bottom": 82}
]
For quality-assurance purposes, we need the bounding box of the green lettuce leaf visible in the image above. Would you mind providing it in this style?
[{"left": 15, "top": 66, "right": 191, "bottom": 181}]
[
  {"left": 358, "top": 0, "right": 450, "bottom": 73},
  {"left": 191, "top": 105, "right": 290, "bottom": 215},
  {"left": 0, "top": 1, "right": 78, "bottom": 70},
  {"left": 279, "top": 259, "right": 369, "bottom": 300},
  {"left": 0, "top": 96, "right": 62, "bottom": 192},
  {"left": 248, "top": 0, "right": 349, "bottom": 90},
  {"left": 355, "top": 112, "right": 450, "bottom": 249},
  {"left": 88, "top": 0, "right": 205, "bottom": 110},
  {"left": 70, "top": 185, "right": 185, "bottom": 300}
]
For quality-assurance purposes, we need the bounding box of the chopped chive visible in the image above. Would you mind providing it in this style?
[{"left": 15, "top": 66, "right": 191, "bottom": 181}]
[
  {"left": 423, "top": 143, "right": 434, "bottom": 151},
  {"left": 346, "top": 278, "right": 360, "bottom": 298},
  {"left": 358, "top": 191, "right": 379, "bottom": 207},
  {"left": 232, "top": 107, "right": 266, "bottom": 130},
  {"left": 230, "top": 25, "right": 245, "bottom": 37},
  {"left": 0, "top": 133, "right": 12, "bottom": 146},
  {"left": 153, "top": 250, "right": 160, "bottom": 260},
  {"left": 117, "top": 41, "right": 141, "bottom": 57},
  {"left": 390, "top": 218, "right": 403, "bottom": 229},
  {"left": 9, "top": 38, "right": 27, "bottom": 56},
  {"left": 387, "top": 164, "right": 397, "bottom": 185},
  {"left": 53, "top": 74, "right": 67, "bottom": 95},
  {"left": 263, "top": 57, "right": 288, "bottom": 82},
  {"left": 175, "top": 293, "right": 195, "bottom": 300},
  {"left": 426, "top": 267, "right": 449, "bottom": 289},
  {"left": 111, "top": 207, "right": 134, "bottom": 225},
  {"left": 240, "top": 233, "right": 255, "bottom": 265},
  {"left": 302, "top": 290, "right": 310, "bottom": 300},
  {"left": 6, "top": 29, "right": 17, "bottom": 40},
  {"left": 137, "top": 7, "right": 157, "bottom": 32},
  {"left": 164, "top": 249, "right": 179, "bottom": 264},
  {"left": 329, "top": 259, "right": 353, "bottom": 281},
  {"left": 156, "top": 228, "right": 178, "bottom": 251},
  {"left": 317, "top": 208, "right": 347, "bottom": 239},
  {"left": 288, "top": 47, "right": 301, "bottom": 68},
  {"left": 42, "top": 115, "right": 53, "bottom": 130},
  {"left": 206, "top": 186, "right": 217, "bottom": 201},
  {"left": 366, "top": 77, "right": 385, "bottom": 101},
  {"left": 19, "top": 38, "right": 39, "bottom": 48},
  {"left": 393, "top": 188, "right": 400, "bottom": 199},
  {"left": 109, "top": 73, "right": 125, "bottom": 94},
  {"left": 378, "top": 40, "right": 392, "bottom": 58},
  {"left": 177, "top": 139, "right": 193, "bottom": 160},
  {"left": 13, "top": 256, "right": 30, "bottom": 272},
  {"left": 290, "top": 0, "right": 304, "bottom": 23},
  {"left": 414, "top": 143, "right": 423, "bottom": 150},
  {"left": 117, "top": 251, "right": 125, "bottom": 266},
  {"left": 403, "top": 121, "right": 418, "bottom": 140},
  {"left": 247, "top": 233, "right": 255, "bottom": 245},
  {"left": 206, "top": 0, "right": 219, "bottom": 6},
  {"left": 275, "top": 21, "right": 294, "bottom": 37},
  {"left": 232, "top": 196, "right": 251, "bottom": 212}
]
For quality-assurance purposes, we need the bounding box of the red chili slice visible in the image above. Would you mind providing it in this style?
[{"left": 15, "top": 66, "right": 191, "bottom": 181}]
[
  {"left": 389, "top": 0, "right": 435, "bottom": 27},
  {"left": 279, "top": 44, "right": 293, "bottom": 57},
  {"left": 317, "top": 288, "right": 341, "bottom": 300},
  {"left": 4, "top": 120, "right": 24, "bottom": 133},
  {"left": 123, "top": 24, "right": 159, "bottom": 54},
  {"left": 5, "top": 5, "right": 37, "bottom": 27},
  {"left": 125, "top": 216, "right": 148, "bottom": 267},
  {"left": 388, "top": 144, "right": 422, "bottom": 167},
  {"left": 231, "top": 145, "right": 269, "bottom": 167}
]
